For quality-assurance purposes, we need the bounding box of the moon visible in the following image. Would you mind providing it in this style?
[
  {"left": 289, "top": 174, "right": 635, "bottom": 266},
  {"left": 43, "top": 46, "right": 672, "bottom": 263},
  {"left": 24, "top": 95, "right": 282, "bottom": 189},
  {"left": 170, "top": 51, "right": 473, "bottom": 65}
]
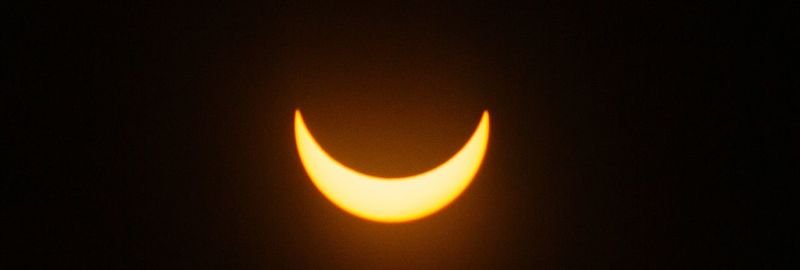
[{"left": 294, "top": 110, "right": 490, "bottom": 223}]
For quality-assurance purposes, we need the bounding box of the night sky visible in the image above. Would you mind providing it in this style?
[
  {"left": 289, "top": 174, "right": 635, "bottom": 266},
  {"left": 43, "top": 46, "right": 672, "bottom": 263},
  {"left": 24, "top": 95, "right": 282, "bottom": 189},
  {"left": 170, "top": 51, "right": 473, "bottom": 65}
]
[{"left": 7, "top": 2, "right": 788, "bottom": 269}]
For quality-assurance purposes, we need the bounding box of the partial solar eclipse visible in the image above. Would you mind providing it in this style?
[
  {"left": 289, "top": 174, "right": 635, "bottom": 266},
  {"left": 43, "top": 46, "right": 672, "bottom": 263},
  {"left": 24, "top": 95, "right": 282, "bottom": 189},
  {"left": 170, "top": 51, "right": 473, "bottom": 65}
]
[{"left": 294, "top": 110, "right": 490, "bottom": 223}]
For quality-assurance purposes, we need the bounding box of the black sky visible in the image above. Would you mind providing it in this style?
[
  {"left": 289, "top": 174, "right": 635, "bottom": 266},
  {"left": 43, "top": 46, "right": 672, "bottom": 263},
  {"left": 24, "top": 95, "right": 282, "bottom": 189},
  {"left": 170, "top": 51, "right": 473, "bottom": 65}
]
[{"left": 7, "top": 1, "right": 789, "bottom": 269}]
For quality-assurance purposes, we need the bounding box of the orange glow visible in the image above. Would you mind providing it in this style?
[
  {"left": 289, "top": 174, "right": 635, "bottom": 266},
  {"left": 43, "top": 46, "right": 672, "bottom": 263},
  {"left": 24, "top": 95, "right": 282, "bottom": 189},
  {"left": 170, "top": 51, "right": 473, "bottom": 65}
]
[{"left": 294, "top": 110, "right": 490, "bottom": 223}]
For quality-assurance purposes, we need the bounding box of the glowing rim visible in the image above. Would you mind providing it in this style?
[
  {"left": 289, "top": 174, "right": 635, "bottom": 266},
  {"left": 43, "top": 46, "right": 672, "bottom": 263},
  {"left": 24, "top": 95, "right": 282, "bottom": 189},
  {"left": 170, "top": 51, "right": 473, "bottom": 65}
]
[{"left": 294, "top": 110, "right": 489, "bottom": 222}]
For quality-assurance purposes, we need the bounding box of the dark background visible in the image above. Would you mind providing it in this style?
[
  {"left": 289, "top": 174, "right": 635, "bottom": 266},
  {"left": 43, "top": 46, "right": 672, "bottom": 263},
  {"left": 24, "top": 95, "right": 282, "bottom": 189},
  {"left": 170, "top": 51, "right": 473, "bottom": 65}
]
[{"left": 6, "top": 1, "right": 789, "bottom": 269}]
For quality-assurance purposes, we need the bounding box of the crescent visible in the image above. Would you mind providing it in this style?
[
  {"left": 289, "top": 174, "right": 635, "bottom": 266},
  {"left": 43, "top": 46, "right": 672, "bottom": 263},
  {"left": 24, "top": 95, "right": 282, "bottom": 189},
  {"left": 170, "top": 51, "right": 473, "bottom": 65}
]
[{"left": 294, "top": 110, "right": 490, "bottom": 223}]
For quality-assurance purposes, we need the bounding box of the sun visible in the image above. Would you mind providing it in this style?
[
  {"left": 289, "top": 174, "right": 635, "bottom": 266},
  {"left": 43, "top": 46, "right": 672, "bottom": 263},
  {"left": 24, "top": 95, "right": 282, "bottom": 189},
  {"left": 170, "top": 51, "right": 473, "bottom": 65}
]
[{"left": 294, "top": 110, "right": 490, "bottom": 222}]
